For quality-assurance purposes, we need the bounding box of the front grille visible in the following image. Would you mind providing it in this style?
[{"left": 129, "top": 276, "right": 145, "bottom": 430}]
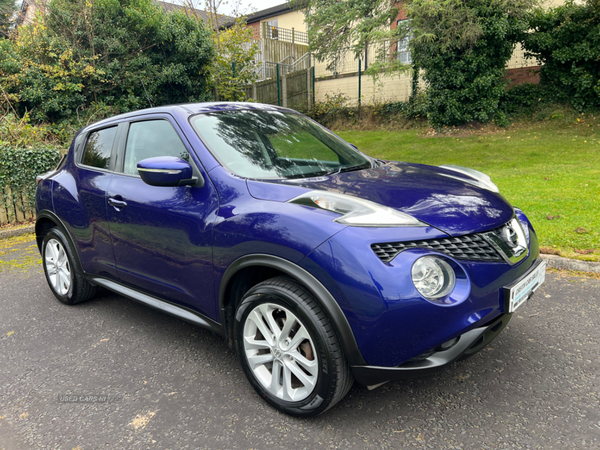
[{"left": 371, "top": 232, "right": 503, "bottom": 263}]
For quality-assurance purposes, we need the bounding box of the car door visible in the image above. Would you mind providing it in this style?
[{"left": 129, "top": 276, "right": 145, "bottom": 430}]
[
  {"left": 53, "top": 124, "right": 121, "bottom": 278},
  {"left": 105, "top": 115, "right": 220, "bottom": 319}
]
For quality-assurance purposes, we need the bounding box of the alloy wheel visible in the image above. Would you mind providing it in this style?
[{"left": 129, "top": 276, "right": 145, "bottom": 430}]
[
  {"left": 44, "top": 238, "right": 71, "bottom": 296},
  {"left": 242, "top": 303, "right": 319, "bottom": 402}
]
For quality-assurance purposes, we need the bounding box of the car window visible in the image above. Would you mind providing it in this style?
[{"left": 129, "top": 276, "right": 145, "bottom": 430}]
[
  {"left": 123, "top": 120, "right": 189, "bottom": 175},
  {"left": 82, "top": 127, "right": 118, "bottom": 170},
  {"left": 190, "top": 111, "right": 370, "bottom": 179}
]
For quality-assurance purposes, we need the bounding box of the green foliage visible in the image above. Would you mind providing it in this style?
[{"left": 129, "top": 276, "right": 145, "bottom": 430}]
[
  {"left": 0, "top": 113, "right": 60, "bottom": 147},
  {"left": 409, "top": 0, "right": 536, "bottom": 127},
  {"left": 211, "top": 18, "right": 260, "bottom": 101},
  {"left": 305, "top": 94, "right": 429, "bottom": 128},
  {"left": 306, "top": 92, "right": 352, "bottom": 126},
  {"left": 378, "top": 93, "right": 428, "bottom": 120},
  {"left": 0, "top": 0, "right": 214, "bottom": 123},
  {"left": 0, "top": 145, "right": 61, "bottom": 218},
  {"left": 522, "top": 0, "right": 600, "bottom": 111},
  {"left": 303, "top": 0, "right": 537, "bottom": 127},
  {"left": 499, "top": 83, "right": 550, "bottom": 116}
]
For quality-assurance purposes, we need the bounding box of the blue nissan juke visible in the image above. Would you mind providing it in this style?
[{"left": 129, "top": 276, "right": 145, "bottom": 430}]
[{"left": 35, "top": 102, "right": 546, "bottom": 416}]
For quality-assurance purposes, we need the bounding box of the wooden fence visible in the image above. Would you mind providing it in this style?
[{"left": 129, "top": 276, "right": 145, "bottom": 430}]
[
  {"left": 1, "top": 187, "right": 34, "bottom": 226},
  {"left": 245, "top": 67, "right": 312, "bottom": 112}
]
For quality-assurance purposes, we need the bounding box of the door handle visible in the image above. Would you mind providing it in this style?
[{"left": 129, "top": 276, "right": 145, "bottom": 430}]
[{"left": 108, "top": 197, "right": 128, "bottom": 209}]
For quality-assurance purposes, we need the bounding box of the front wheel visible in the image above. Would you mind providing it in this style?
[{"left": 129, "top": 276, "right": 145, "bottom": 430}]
[{"left": 234, "top": 276, "right": 353, "bottom": 417}]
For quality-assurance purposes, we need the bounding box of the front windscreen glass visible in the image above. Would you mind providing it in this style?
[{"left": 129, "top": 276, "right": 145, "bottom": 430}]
[{"left": 190, "top": 110, "right": 371, "bottom": 179}]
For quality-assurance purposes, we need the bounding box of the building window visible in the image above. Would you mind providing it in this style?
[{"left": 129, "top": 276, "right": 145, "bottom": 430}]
[
  {"left": 266, "top": 19, "right": 278, "bottom": 39},
  {"left": 397, "top": 20, "right": 412, "bottom": 64}
]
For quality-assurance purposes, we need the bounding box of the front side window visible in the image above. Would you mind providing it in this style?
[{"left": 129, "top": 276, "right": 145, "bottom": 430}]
[
  {"left": 82, "top": 127, "right": 118, "bottom": 169},
  {"left": 190, "top": 110, "right": 371, "bottom": 179},
  {"left": 123, "top": 120, "right": 189, "bottom": 175}
]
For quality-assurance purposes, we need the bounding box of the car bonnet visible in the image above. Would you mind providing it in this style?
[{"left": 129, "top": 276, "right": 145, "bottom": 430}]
[{"left": 246, "top": 161, "right": 515, "bottom": 236}]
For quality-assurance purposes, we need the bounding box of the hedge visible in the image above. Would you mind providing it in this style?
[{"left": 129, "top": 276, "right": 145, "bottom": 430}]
[
  {"left": 0, "top": 145, "right": 62, "bottom": 224},
  {"left": 522, "top": 1, "right": 600, "bottom": 111}
]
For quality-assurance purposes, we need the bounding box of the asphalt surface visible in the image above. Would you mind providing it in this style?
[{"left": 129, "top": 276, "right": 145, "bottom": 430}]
[{"left": 1, "top": 236, "right": 599, "bottom": 449}]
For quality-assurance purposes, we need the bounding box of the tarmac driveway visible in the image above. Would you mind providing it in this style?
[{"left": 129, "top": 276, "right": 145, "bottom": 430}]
[{"left": 1, "top": 234, "right": 599, "bottom": 449}]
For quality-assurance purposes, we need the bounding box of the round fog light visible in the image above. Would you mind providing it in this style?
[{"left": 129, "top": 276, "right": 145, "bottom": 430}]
[
  {"left": 411, "top": 256, "right": 456, "bottom": 300},
  {"left": 437, "top": 336, "right": 460, "bottom": 351}
]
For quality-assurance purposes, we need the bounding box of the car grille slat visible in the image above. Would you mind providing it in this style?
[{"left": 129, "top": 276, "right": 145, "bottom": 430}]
[{"left": 371, "top": 232, "right": 503, "bottom": 263}]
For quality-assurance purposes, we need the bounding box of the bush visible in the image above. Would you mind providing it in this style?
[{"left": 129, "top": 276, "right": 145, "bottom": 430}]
[
  {"left": 378, "top": 93, "right": 428, "bottom": 120},
  {"left": 0, "top": 0, "right": 214, "bottom": 123},
  {"left": 0, "top": 145, "right": 61, "bottom": 221},
  {"left": 499, "top": 83, "right": 551, "bottom": 115},
  {"left": 305, "top": 95, "right": 427, "bottom": 129},
  {"left": 306, "top": 92, "right": 353, "bottom": 126},
  {"left": 0, "top": 113, "right": 62, "bottom": 148},
  {"left": 409, "top": 0, "right": 536, "bottom": 127},
  {"left": 522, "top": 0, "right": 600, "bottom": 111}
]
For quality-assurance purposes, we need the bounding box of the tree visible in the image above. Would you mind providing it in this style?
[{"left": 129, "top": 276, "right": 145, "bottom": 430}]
[
  {"left": 182, "top": 0, "right": 260, "bottom": 101},
  {"left": 409, "top": 0, "right": 536, "bottom": 126},
  {"left": 0, "top": 0, "right": 215, "bottom": 123},
  {"left": 210, "top": 18, "right": 260, "bottom": 101},
  {"left": 302, "top": 0, "right": 537, "bottom": 126},
  {"left": 522, "top": 0, "right": 600, "bottom": 110},
  {"left": 303, "top": 0, "right": 404, "bottom": 75}
]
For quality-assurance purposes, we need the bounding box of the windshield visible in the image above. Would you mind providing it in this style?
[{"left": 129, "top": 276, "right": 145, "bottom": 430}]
[{"left": 190, "top": 110, "right": 371, "bottom": 179}]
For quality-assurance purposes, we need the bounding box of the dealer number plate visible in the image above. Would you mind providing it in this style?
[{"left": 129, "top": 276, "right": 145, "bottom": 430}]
[{"left": 506, "top": 260, "right": 547, "bottom": 313}]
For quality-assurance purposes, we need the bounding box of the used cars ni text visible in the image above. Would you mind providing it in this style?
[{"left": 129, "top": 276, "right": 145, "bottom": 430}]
[{"left": 35, "top": 103, "right": 546, "bottom": 416}]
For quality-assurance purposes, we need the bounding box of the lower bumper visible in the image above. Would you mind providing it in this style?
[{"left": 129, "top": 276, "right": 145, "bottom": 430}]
[{"left": 351, "top": 313, "right": 513, "bottom": 387}]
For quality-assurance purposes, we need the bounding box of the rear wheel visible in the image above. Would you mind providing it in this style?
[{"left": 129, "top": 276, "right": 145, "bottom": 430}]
[
  {"left": 42, "top": 228, "right": 97, "bottom": 305},
  {"left": 234, "top": 276, "right": 353, "bottom": 417}
]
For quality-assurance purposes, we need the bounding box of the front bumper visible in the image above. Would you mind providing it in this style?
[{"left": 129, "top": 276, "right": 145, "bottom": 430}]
[{"left": 351, "top": 312, "right": 513, "bottom": 386}]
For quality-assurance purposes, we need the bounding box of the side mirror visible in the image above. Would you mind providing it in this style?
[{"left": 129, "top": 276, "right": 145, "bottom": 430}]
[{"left": 137, "top": 157, "right": 198, "bottom": 187}]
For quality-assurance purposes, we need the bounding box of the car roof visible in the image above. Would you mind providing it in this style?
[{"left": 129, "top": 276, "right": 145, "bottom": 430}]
[{"left": 85, "top": 102, "right": 294, "bottom": 131}]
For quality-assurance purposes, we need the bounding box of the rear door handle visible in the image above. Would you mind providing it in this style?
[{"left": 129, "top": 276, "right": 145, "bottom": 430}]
[{"left": 108, "top": 197, "right": 128, "bottom": 209}]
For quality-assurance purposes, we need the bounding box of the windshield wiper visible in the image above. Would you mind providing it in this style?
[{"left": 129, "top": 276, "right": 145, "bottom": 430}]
[
  {"left": 340, "top": 164, "right": 369, "bottom": 173},
  {"left": 320, "top": 164, "right": 368, "bottom": 176}
]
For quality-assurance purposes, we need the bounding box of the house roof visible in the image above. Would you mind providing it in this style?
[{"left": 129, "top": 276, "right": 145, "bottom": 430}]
[
  {"left": 156, "top": 1, "right": 233, "bottom": 27},
  {"left": 244, "top": 1, "right": 306, "bottom": 24}
]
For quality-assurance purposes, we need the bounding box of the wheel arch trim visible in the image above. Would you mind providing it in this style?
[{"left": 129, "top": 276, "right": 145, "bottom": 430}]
[
  {"left": 36, "top": 210, "right": 84, "bottom": 272},
  {"left": 219, "top": 254, "right": 367, "bottom": 366}
]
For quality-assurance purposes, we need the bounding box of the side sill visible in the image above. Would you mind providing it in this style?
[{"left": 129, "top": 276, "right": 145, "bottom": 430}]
[{"left": 89, "top": 276, "right": 224, "bottom": 336}]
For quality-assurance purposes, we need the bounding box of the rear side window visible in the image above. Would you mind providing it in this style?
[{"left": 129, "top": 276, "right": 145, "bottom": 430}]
[
  {"left": 123, "top": 120, "right": 189, "bottom": 175},
  {"left": 82, "top": 127, "right": 118, "bottom": 169}
]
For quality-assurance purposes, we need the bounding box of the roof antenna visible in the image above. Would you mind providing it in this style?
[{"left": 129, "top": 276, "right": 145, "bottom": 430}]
[{"left": 141, "top": 79, "right": 153, "bottom": 108}]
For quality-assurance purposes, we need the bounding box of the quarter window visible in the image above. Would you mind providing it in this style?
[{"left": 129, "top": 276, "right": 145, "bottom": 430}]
[
  {"left": 123, "top": 120, "right": 189, "bottom": 175},
  {"left": 82, "top": 127, "right": 118, "bottom": 169}
]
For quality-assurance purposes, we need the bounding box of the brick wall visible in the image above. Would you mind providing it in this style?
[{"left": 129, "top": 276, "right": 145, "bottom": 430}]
[
  {"left": 247, "top": 21, "right": 261, "bottom": 40},
  {"left": 505, "top": 66, "right": 541, "bottom": 86}
]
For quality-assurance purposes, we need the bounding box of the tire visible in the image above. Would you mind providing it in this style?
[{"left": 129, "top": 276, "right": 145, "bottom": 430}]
[
  {"left": 41, "top": 228, "right": 97, "bottom": 305},
  {"left": 234, "top": 276, "right": 353, "bottom": 417}
]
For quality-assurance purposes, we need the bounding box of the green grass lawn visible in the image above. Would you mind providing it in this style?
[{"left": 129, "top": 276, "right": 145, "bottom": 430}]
[{"left": 336, "top": 118, "right": 600, "bottom": 261}]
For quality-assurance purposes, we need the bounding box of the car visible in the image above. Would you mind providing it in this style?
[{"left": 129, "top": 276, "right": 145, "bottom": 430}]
[{"left": 35, "top": 102, "right": 546, "bottom": 417}]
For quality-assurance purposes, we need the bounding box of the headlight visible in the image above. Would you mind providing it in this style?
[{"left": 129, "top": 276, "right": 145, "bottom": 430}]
[
  {"left": 411, "top": 256, "right": 456, "bottom": 300},
  {"left": 439, "top": 165, "right": 499, "bottom": 193},
  {"left": 288, "top": 191, "right": 425, "bottom": 227}
]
